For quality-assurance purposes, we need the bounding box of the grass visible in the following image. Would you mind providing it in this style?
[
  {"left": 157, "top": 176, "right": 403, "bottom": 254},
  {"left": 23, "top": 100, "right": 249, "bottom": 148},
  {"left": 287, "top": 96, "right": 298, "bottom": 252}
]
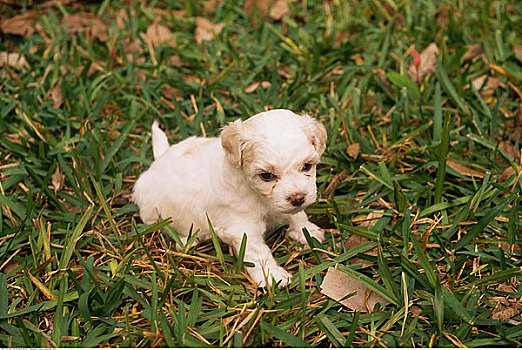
[{"left": 1, "top": 0, "right": 521, "bottom": 347}]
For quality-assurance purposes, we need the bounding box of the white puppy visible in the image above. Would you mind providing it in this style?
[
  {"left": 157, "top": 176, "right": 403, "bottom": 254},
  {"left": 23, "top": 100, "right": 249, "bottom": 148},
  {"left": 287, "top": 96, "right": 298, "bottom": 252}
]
[{"left": 132, "top": 109, "right": 327, "bottom": 287}]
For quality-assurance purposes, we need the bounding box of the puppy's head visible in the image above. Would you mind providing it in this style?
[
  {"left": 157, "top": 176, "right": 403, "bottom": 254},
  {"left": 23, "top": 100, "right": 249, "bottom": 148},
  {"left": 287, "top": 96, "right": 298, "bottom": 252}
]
[{"left": 221, "top": 109, "right": 327, "bottom": 214}]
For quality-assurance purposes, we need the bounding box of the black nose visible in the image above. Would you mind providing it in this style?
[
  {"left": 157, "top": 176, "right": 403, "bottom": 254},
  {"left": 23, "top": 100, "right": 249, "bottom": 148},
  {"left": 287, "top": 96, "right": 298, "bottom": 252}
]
[{"left": 288, "top": 193, "right": 306, "bottom": 207}]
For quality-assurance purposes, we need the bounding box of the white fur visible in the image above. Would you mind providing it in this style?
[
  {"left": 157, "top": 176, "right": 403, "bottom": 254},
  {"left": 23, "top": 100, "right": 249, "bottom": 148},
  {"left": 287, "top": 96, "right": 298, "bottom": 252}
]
[{"left": 132, "top": 109, "right": 326, "bottom": 288}]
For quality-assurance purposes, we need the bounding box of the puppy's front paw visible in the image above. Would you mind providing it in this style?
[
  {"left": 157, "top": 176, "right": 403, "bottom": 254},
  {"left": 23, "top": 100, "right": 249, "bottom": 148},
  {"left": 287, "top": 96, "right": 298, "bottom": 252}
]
[
  {"left": 248, "top": 264, "right": 293, "bottom": 288},
  {"left": 287, "top": 222, "right": 325, "bottom": 246}
]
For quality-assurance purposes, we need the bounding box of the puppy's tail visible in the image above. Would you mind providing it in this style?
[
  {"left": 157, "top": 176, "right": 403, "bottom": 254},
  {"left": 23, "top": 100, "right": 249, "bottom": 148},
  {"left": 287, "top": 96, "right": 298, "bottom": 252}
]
[{"left": 151, "top": 120, "right": 169, "bottom": 159}]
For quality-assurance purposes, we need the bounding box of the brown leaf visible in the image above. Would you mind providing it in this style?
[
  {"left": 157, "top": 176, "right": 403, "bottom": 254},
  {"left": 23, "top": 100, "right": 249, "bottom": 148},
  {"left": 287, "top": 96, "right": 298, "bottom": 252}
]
[
  {"left": 320, "top": 267, "right": 389, "bottom": 312},
  {"left": 244, "top": 81, "right": 271, "bottom": 93},
  {"left": 194, "top": 17, "right": 224, "bottom": 44},
  {"left": 344, "top": 234, "right": 378, "bottom": 264},
  {"left": 447, "top": 157, "right": 485, "bottom": 178},
  {"left": 50, "top": 80, "right": 63, "bottom": 109},
  {"left": 436, "top": 3, "right": 456, "bottom": 28},
  {"left": 346, "top": 142, "right": 360, "bottom": 160},
  {"left": 498, "top": 140, "right": 520, "bottom": 166},
  {"left": 269, "top": 0, "right": 290, "bottom": 21},
  {"left": 142, "top": 22, "right": 177, "bottom": 48},
  {"left": 0, "top": 11, "right": 39, "bottom": 37},
  {"left": 0, "top": 52, "right": 29, "bottom": 69},
  {"left": 323, "top": 169, "right": 350, "bottom": 197},
  {"left": 244, "top": 0, "right": 289, "bottom": 21},
  {"left": 471, "top": 75, "right": 502, "bottom": 92},
  {"left": 463, "top": 43, "right": 484, "bottom": 62},
  {"left": 61, "top": 12, "right": 108, "bottom": 42},
  {"left": 122, "top": 38, "right": 145, "bottom": 64},
  {"left": 52, "top": 165, "right": 65, "bottom": 192},
  {"left": 203, "top": 0, "right": 224, "bottom": 15},
  {"left": 492, "top": 302, "right": 521, "bottom": 320},
  {"left": 116, "top": 8, "right": 136, "bottom": 30},
  {"left": 499, "top": 166, "right": 516, "bottom": 184},
  {"left": 408, "top": 43, "right": 440, "bottom": 84},
  {"left": 357, "top": 210, "right": 384, "bottom": 228},
  {"left": 514, "top": 44, "right": 522, "bottom": 61}
]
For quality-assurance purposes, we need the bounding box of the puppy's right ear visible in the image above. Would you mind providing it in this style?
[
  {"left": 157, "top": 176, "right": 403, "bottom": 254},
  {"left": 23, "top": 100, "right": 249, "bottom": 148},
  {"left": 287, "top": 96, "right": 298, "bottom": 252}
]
[{"left": 221, "top": 119, "right": 243, "bottom": 168}]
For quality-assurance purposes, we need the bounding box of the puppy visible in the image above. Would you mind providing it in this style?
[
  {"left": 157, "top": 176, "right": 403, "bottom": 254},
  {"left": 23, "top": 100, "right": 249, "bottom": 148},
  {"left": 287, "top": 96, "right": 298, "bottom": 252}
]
[{"left": 132, "top": 109, "right": 327, "bottom": 287}]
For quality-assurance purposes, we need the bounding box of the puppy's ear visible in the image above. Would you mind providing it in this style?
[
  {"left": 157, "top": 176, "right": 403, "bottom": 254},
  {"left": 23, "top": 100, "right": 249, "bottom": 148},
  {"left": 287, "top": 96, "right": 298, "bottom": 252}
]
[
  {"left": 221, "top": 119, "right": 243, "bottom": 168},
  {"left": 302, "top": 115, "right": 327, "bottom": 155}
]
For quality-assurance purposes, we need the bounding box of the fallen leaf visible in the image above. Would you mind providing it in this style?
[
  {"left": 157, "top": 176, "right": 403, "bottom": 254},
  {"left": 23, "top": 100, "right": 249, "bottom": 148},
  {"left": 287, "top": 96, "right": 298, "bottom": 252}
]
[
  {"left": 269, "top": 0, "right": 290, "bottom": 20},
  {"left": 122, "top": 38, "right": 145, "bottom": 64},
  {"left": 116, "top": 8, "right": 136, "bottom": 30},
  {"left": 203, "top": 0, "right": 224, "bottom": 15},
  {"left": 0, "top": 52, "right": 29, "bottom": 69},
  {"left": 498, "top": 140, "right": 520, "bottom": 166},
  {"left": 463, "top": 43, "right": 484, "bottom": 62},
  {"left": 344, "top": 234, "right": 378, "bottom": 264},
  {"left": 320, "top": 267, "right": 389, "bottom": 312},
  {"left": 195, "top": 17, "right": 224, "bottom": 44},
  {"left": 499, "top": 166, "right": 516, "bottom": 184},
  {"left": 50, "top": 80, "right": 63, "bottom": 109},
  {"left": 357, "top": 210, "right": 384, "bottom": 228},
  {"left": 244, "top": 0, "right": 289, "bottom": 21},
  {"left": 447, "top": 157, "right": 485, "bottom": 178},
  {"left": 52, "top": 165, "right": 65, "bottom": 192},
  {"left": 514, "top": 44, "right": 522, "bottom": 61},
  {"left": 407, "top": 43, "right": 439, "bottom": 84},
  {"left": 1, "top": 260, "right": 20, "bottom": 274},
  {"left": 436, "top": 3, "right": 456, "bottom": 28},
  {"left": 324, "top": 169, "right": 350, "bottom": 197},
  {"left": 471, "top": 75, "right": 502, "bottom": 93},
  {"left": 142, "top": 21, "right": 177, "bottom": 48},
  {"left": 346, "top": 142, "right": 360, "bottom": 160},
  {"left": 61, "top": 12, "right": 108, "bottom": 42},
  {"left": 244, "top": 81, "right": 271, "bottom": 93},
  {"left": 0, "top": 11, "right": 39, "bottom": 37},
  {"left": 492, "top": 302, "right": 521, "bottom": 320}
]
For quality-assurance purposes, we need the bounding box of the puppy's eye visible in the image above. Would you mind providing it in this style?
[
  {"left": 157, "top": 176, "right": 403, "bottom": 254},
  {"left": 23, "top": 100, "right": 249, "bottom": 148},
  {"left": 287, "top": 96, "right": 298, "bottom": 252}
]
[
  {"left": 259, "top": 172, "right": 275, "bottom": 182},
  {"left": 302, "top": 163, "right": 313, "bottom": 172}
]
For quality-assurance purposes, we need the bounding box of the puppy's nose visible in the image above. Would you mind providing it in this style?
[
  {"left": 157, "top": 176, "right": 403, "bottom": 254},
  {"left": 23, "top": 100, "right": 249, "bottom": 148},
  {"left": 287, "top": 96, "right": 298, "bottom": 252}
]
[{"left": 288, "top": 193, "right": 306, "bottom": 207}]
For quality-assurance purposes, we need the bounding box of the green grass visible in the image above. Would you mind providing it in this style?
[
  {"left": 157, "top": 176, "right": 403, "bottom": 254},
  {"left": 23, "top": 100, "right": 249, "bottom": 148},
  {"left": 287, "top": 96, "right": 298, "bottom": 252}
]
[{"left": 1, "top": 0, "right": 521, "bottom": 347}]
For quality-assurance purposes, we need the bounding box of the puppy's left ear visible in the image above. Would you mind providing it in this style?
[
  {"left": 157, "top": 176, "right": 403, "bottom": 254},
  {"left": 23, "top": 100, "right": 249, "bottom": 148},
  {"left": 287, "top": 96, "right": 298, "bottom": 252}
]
[
  {"left": 221, "top": 119, "right": 243, "bottom": 168},
  {"left": 302, "top": 115, "right": 327, "bottom": 155}
]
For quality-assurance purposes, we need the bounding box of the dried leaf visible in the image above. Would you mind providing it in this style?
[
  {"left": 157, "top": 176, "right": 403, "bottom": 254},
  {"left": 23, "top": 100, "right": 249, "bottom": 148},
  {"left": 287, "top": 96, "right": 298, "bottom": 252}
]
[
  {"left": 498, "top": 140, "right": 520, "bottom": 166},
  {"left": 50, "top": 80, "right": 63, "bottom": 109},
  {"left": 463, "top": 43, "right": 484, "bottom": 62},
  {"left": 471, "top": 75, "right": 502, "bottom": 91},
  {"left": 61, "top": 12, "right": 108, "bottom": 42},
  {"left": 142, "top": 22, "right": 177, "bottom": 48},
  {"left": 357, "top": 210, "right": 384, "bottom": 228},
  {"left": 492, "top": 302, "right": 521, "bottom": 320},
  {"left": 0, "top": 52, "right": 29, "bottom": 69},
  {"left": 269, "top": 0, "right": 290, "bottom": 21},
  {"left": 122, "top": 38, "right": 145, "bottom": 64},
  {"left": 0, "top": 11, "right": 39, "bottom": 37},
  {"left": 244, "top": 81, "right": 271, "bottom": 93},
  {"left": 447, "top": 157, "right": 485, "bottom": 178},
  {"left": 203, "top": 0, "right": 224, "bottom": 15},
  {"left": 52, "top": 165, "right": 65, "bottom": 192},
  {"left": 346, "top": 142, "right": 360, "bottom": 160},
  {"left": 514, "top": 44, "right": 522, "bottom": 60},
  {"left": 324, "top": 169, "right": 350, "bottom": 197},
  {"left": 320, "top": 267, "right": 389, "bottom": 312},
  {"left": 244, "top": 0, "right": 289, "bottom": 21},
  {"left": 407, "top": 43, "right": 439, "bottom": 84},
  {"left": 116, "top": 8, "right": 136, "bottom": 30},
  {"left": 499, "top": 166, "right": 516, "bottom": 184},
  {"left": 194, "top": 17, "right": 224, "bottom": 44},
  {"left": 436, "top": 3, "right": 456, "bottom": 28}
]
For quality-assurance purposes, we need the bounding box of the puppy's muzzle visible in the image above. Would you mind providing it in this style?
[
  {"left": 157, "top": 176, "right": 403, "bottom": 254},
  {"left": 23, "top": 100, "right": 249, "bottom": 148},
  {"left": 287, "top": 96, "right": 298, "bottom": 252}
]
[{"left": 288, "top": 193, "right": 306, "bottom": 207}]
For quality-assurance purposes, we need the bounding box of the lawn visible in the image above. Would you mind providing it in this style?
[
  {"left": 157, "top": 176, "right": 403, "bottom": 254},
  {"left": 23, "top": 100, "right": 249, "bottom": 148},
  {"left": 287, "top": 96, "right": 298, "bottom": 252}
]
[{"left": 0, "top": 0, "right": 521, "bottom": 347}]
